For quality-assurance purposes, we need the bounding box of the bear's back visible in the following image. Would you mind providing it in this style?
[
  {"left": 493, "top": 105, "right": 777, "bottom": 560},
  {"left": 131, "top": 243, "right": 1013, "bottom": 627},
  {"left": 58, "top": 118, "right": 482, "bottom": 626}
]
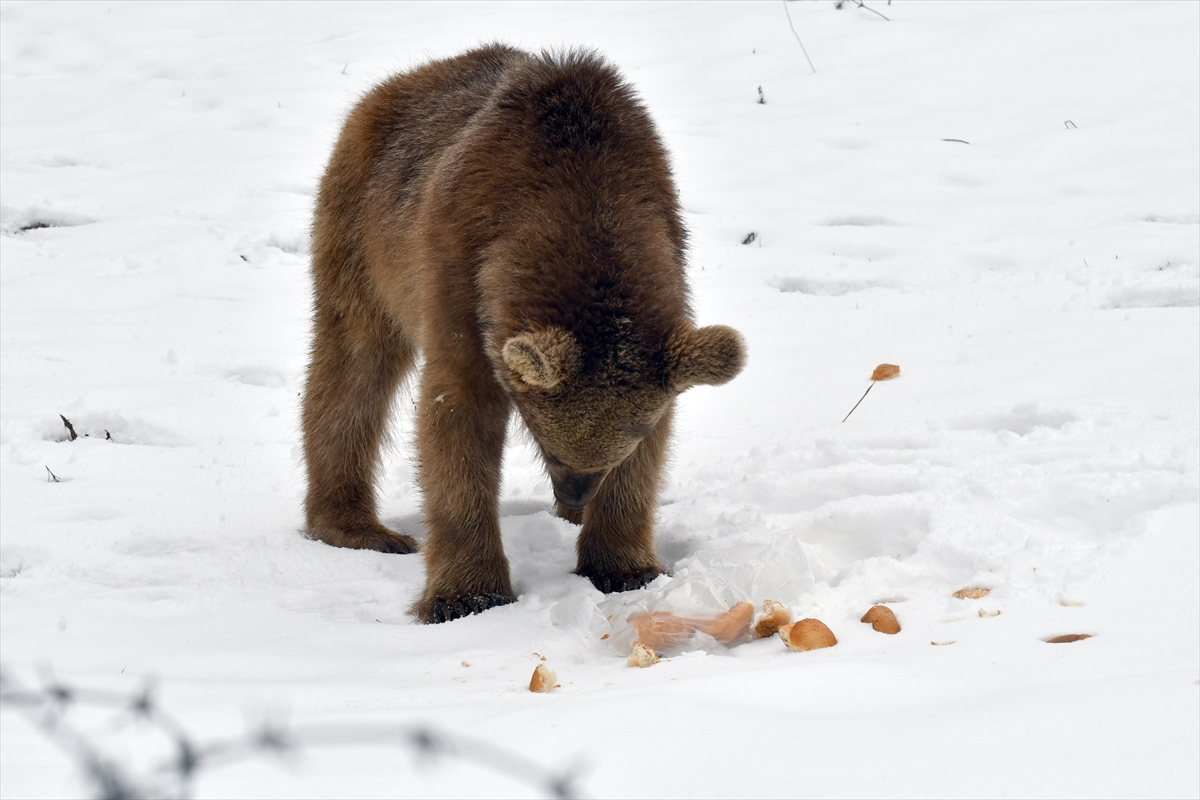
[{"left": 457, "top": 51, "right": 692, "bottom": 370}]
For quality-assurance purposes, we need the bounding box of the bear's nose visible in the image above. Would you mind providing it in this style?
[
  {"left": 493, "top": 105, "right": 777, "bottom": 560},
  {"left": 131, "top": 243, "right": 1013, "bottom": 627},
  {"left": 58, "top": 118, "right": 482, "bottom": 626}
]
[{"left": 552, "top": 469, "right": 609, "bottom": 509}]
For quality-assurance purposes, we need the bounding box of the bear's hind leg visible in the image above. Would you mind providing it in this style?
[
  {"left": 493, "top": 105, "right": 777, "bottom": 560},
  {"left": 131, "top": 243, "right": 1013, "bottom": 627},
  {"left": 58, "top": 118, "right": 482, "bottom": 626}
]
[
  {"left": 302, "top": 305, "right": 418, "bottom": 554},
  {"left": 575, "top": 405, "right": 672, "bottom": 593}
]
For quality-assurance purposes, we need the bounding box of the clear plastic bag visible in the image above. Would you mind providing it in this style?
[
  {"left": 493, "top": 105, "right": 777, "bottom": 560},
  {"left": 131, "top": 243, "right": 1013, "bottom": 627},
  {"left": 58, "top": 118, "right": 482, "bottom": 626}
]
[{"left": 550, "top": 531, "right": 815, "bottom": 655}]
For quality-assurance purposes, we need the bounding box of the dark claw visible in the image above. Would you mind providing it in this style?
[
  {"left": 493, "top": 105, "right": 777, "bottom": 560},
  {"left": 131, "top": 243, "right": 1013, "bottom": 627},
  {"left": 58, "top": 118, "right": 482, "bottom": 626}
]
[
  {"left": 377, "top": 533, "right": 419, "bottom": 555},
  {"left": 421, "top": 593, "right": 515, "bottom": 624},
  {"left": 579, "top": 567, "right": 662, "bottom": 594}
]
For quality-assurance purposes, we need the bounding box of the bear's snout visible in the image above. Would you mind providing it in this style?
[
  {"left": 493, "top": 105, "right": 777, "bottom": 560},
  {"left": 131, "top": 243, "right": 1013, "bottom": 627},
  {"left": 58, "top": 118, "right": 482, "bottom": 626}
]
[{"left": 550, "top": 468, "right": 609, "bottom": 509}]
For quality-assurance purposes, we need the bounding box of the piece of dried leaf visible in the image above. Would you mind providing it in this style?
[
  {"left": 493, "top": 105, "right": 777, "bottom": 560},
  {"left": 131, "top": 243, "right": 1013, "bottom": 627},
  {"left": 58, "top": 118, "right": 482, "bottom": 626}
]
[
  {"left": 628, "top": 642, "right": 660, "bottom": 667},
  {"left": 1045, "top": 633, "right": 1092, "bottom": 644},
  {"left": 529, "top": 663, "right": 557, "bottom": 693},
  {"left": 931, "top": 641, "right": 955, "bottom": 646},
  {"left": 871, "top": 364, "right": 900, "bottom": 381},
  {"left": 861, "top": 605, "right": 901, "bottom": 634},
  {"left": 754, "top": 600, "right": 791, "bottom": 639},
  {"left": 953, "top": 588, "right": 990, "bottom": 600},
  {"left": 779, "top": 618, "right": 837, "bottom": 651}
]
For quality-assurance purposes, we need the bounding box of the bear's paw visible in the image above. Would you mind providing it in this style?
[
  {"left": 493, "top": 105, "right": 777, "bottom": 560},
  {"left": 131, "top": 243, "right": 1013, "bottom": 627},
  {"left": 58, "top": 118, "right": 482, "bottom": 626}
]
[
  {"left": 414, "top": 592, "right": 517, "bottom": 624},
  {"left": 578, "top": 566, "right": 663, "bottom": 594}
]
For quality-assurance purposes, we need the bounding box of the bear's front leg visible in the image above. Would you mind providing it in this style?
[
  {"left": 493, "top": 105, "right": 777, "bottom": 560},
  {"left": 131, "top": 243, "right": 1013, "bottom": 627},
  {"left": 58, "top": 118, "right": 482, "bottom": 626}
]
[
  {"left": 575, "top": 404, "right": 673, "bottom": 593},
  {"left": 411, "top": 365, "right": 516, "bottom": 623}
]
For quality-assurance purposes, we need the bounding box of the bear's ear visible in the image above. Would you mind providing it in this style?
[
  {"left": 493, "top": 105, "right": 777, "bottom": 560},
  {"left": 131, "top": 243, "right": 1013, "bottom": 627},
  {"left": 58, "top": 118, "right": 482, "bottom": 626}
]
[
  {"left": 667, "top": 325, "right": 746, "bottom": 391},
  {"left": 502, "top": 327, "right": 580, "bottom": 390}
]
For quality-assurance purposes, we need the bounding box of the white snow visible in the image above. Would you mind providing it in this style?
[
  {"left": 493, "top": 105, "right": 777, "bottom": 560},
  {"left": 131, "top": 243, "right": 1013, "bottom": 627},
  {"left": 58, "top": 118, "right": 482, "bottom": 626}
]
[{"left": 1, "top": 1, "right": 1197, "bottom": 797}]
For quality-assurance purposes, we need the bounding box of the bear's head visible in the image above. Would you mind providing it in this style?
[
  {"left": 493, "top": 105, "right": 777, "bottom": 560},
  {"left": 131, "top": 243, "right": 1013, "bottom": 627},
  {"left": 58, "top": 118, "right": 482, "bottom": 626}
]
[{"left": 500, "top": 324, "right": 745, "bottom": 509}]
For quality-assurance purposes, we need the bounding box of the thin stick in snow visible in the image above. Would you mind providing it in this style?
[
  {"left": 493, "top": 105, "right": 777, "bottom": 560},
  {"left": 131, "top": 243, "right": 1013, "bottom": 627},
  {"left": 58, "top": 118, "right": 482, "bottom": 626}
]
[
  {"left": 782, "top": 1, "right": 817, "bottom": 74},
  {"left": 841, "top": 382, "right": 875, "bottom": 423},
  {"left": 838, "top": 0, "right": 891, "bottom": 21}
]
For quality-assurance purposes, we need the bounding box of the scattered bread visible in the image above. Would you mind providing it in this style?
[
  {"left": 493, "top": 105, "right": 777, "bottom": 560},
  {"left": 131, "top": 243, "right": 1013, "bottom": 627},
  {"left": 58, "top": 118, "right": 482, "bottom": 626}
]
[
  {"left": 695, "top": 601, "right": 755, "bottom": 643},
  {"left": 1045, "top": 634, "right": 1092, "bottom": 644},
  {"left": 779, "top": 618, "right": 837, "bottom": 651},
  {"left": 754, "top": 600, "right": 791, "bottom": 639},
  {"left": 627, "top": 610, "right": 699, "bottom": 652},
  {"left": 871, "top": 364, "right": 900, "bottom": 381},
  {"left": 861, "top": 605, "right": 900, "bottom": 634},
  {"left": 953, "top": 588, "right": 990, "bottom": 600},
  {"left": 931, "top": 641, "right": 955, "bottom": 646},
  {"left": 628, "top": 601, "right": 755, "bottom": 651},
  {"left": 529, "top": 663, "right": 557, "bottom": 693},
  {"left": 978, "top": 609, "right": 1001, "bottom": 618},
  {"left": 628, "top": 642, "right": 660, "bottom": 667}
]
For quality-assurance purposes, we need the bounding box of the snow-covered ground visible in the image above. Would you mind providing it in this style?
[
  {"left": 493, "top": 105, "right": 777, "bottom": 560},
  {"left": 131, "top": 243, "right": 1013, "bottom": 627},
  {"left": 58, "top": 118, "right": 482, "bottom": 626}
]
[{"left": 2, "top": 1, "right": 1197, "bottom": 797}]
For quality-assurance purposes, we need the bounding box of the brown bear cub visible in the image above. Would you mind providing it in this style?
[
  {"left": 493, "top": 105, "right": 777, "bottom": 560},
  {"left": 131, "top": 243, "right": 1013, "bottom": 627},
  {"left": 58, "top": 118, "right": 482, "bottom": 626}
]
[{"left": 303, "top": 45, "right": 745, "bottom": 623}]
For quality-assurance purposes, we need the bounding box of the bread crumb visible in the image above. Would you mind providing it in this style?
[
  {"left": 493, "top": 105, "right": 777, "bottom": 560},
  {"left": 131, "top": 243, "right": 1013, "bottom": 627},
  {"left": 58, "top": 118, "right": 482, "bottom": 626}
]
[{"left": 628, "top": 642, "right": 660, "bottom": 667}]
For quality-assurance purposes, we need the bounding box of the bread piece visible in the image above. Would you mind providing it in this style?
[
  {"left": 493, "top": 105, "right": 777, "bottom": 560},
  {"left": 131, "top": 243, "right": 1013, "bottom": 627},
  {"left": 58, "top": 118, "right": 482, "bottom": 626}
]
[
  {"left": 628, "top": 642, "right": 660, "bottom": 667},
  {"left": 627, "top": 601, "right": 755, "bottom": 651},
  {"left": 1045, "top": 633, "right": 1092, "bottom": 644},
  {"left": 695, "top": 601, "right": 754, "bottom": 643},
  {"left": 626, "top": 611, "right": 697, "bottom": 652},
  {"left": 953, "top": 588, "right": 990, "bottom": 600},
  {"left": 754, "top": 600, "right": 791, "bottom": 639},
  {"left": 529, "top": 663, "right": 557, "bottom": 693},
  {"left": 779, "top": 618, "right": 837, "bottom": 651},
  {"left": 861, "top": 605, "right": 900, "bottom": 634}
]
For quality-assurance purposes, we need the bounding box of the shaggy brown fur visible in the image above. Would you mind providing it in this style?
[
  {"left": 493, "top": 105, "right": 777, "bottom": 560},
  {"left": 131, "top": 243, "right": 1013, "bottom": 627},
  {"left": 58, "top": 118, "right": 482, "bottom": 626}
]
[{"left": 303, "top": 45, "right": 745, "bottom": 623}]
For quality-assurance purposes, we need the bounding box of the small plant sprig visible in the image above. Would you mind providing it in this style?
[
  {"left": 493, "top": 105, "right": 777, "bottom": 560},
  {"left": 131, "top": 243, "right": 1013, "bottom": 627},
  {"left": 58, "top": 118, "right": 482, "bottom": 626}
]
[{"left": 842, "top": 363, "right": 900, "bottom": 422}]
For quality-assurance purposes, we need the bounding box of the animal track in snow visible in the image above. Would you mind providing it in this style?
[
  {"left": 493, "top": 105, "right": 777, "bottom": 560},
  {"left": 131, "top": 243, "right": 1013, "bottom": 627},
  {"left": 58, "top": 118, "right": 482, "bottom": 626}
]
[
  {"left": 1138, "top": 213, "right": 1199, "bottom": 225},
  {"left": 805, "top": 503, "right": 931, "bottom": 576},
  {"left": 226, "top": 366, "right": 289, "bottom": 388},
  {"left": 739, "top": 471, "right": 922, "bottom": 515},
  {"left": 773, "top": 276, "right": 886, "bottom": 296},
  {"left": 1102, "top": 285, "right": 1198, "bottom": 309},
  {"left": 821, "top": 215, "right": 897, "bottom": 227},
  {"left": 43, "top": 412, "right": 186, "bottom": 446},
  {"left": 1, "top": 205, "right": 94, "bottom": 234},
  {"left": 947, "top": 403, "right": 1077, "bottom": 437}
]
